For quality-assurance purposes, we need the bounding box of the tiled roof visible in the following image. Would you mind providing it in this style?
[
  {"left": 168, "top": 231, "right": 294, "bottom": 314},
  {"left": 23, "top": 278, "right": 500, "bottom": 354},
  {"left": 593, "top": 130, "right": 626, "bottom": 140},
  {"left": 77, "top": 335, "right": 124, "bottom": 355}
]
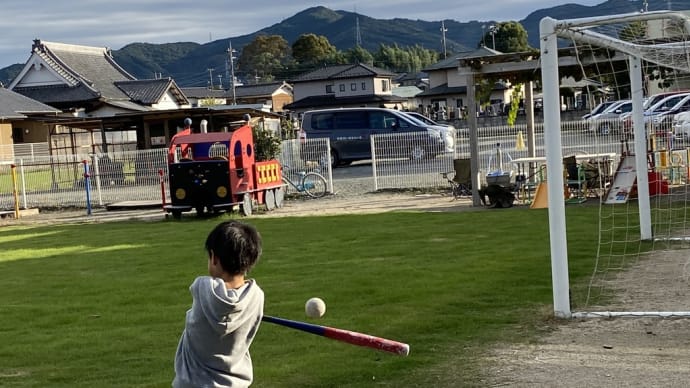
[
  {"left": 235, "top": 82, "right": 291, "bottom": 98},
  {"left": 35, "top": 40, "right": 135, "bottom": 100},
  {"left": 290, "top": 63, "right": 395, "bottom": 83},
  {"left": 423, "top": 47, "right": 502, "bottom": 71},
  {"left": 392, "top": 86, "right": 423, "bottom": 98},
  {"left": 416, "top": 84, "right": 468, "bottom": 97},
  {"left": 416, "top": 81, "right": 507, "bottom": 97},
  {"left": 284, "top": 93, "right": 405, "bottom": 110},
  {"left": 0, "top": 87, "right": 61, "bottom": 119},
  {"left": 180, "top": 87, "right": 228, "bottom": 99},
  {"left": 395, "top": 72, "right": 428, "bottom": 82},
  {"left": 11, "top": 39, "right": 140, "bottom": 107},
  {"left": 9, "top": 84, "right": 100, "bottom": 105},
  {"left": 116, "top": 78, "right": 189, "bottom": 105}
]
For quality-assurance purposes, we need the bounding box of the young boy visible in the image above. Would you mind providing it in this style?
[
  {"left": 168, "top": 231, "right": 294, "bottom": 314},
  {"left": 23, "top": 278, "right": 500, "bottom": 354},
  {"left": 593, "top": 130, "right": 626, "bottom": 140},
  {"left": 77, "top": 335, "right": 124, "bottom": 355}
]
[{"left": 173, "top": 221, "right": 264, "bottom": 388}]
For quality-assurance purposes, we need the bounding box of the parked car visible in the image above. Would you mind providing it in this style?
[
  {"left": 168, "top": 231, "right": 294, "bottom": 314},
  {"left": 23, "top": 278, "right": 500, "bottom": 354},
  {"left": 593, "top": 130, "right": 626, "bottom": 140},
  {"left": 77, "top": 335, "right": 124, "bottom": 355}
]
[
  {"left": 402, "top": 111, "right": 455, "bottom": 153},
  {"left": 300, "top": 107, "right": 452, "bottom": 167},
  {"left": 586, "top": 100, "right": 632, "bottom": 135},
  {"left": 582, "top": 101, "right": 617, "bottom": 120},
  {"left": 620, "top": 92, "right": 690, "bottom": 133},
  {"left": 644, "top": 90, "right": 689, "bottom": 110},
  {"left": 648, "top": 93, "right": 690, "bottom": 133},
  {"left": 672, "top": 110, "right": 690, "bottom": 140}
]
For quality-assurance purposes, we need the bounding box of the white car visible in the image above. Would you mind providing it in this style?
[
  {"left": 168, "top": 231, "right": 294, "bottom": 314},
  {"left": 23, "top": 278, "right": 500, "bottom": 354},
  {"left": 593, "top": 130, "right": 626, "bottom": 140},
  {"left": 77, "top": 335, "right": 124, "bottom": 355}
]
[
  {"left": 582, "top": 101, "right": 617, "bottom": 120},
  {"left": 586, "top": 100, "right": 632, "bottom": 135},
  {"left": 403, "top": 112, "right": 455, "bottom": 153},
  {"left": 672, "top": 111, "right": 690, "bottom": 140}
]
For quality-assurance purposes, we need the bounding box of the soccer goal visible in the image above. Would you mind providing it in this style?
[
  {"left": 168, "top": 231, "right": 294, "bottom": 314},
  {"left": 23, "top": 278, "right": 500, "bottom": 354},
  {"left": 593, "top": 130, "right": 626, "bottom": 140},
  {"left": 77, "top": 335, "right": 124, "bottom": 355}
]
[{"left": 540, "top": 10, "right": 690, "bottom": 318}]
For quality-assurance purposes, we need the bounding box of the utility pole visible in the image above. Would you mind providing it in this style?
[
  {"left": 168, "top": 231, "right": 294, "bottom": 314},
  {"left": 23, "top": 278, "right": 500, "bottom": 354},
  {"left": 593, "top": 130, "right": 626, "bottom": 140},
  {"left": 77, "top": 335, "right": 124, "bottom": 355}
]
[
  {"left": 207, "top": 68, "right": 214, "bottom": 89},
  {"left": 228, "top": 41, "right": 237, "bottom": 104},
  {"left": 489, "top": 25, "right": 497, "bottom": 50},
  {"left": 440, "top": 20, "right": 448, "bottom": 59},
  {"left": 481, "top": 25, "right": 486, "bottom": 47},
  {"left": 217, "top": 74, "right": 223, "bottom": 90}
]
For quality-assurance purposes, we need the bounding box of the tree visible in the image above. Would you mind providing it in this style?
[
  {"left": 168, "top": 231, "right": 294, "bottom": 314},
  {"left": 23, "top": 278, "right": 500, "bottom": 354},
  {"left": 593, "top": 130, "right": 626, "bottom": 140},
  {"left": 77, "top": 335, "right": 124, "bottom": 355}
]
[
  {"left": 373, "top": 44, "right": 438, "bottom": 73},
  {"left": 292, "top": 34, "right": 337, "bottom": 66},
  {"left": 238, "top": 35, "right": 290, "bottom": 83},
  {"left": 343, "top": 46, "right": 374, "bottom": 65},
  {"left": 480, "top": 22, "right": 532, "bottom": 53}
]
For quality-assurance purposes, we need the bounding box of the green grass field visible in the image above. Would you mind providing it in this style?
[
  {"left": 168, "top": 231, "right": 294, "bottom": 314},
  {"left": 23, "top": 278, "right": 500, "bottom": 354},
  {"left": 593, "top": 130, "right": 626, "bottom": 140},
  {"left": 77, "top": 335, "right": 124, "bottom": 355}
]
[{"left": 0, "top": 207, "right": 604, "bottom": 387}]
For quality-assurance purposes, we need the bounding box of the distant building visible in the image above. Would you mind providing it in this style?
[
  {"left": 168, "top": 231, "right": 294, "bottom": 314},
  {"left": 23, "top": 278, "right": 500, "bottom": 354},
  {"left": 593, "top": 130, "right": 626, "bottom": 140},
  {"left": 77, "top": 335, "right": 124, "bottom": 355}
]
[
  {"left": 284, "top": 63, "right": 406, "bottom": 113},
  {"left": 0, "top": 87, "right": 61, "bottom": 159},
  {"left": 419, "top": 46, "right": 515, "bottom": 119},
  {"left": 9, "top": 40, "right": 190, "bottom": 117}
]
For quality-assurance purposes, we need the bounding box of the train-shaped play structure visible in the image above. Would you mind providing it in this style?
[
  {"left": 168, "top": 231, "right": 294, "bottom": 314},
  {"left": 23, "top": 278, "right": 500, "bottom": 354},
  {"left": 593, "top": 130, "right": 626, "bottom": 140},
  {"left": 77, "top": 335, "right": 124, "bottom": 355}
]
[{"left": 164, "top": 123, "right": 284, "bottom": 219}]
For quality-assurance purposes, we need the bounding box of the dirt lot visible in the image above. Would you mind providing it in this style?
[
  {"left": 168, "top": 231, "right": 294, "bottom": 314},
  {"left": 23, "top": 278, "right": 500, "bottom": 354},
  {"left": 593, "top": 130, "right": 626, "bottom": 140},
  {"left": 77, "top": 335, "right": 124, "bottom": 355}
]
[
  {"left": 4, "top": 192, "right": 690, "bottom": 387},
  {"left": 481, "top": 248, "right": 690, "bottom": 387}
]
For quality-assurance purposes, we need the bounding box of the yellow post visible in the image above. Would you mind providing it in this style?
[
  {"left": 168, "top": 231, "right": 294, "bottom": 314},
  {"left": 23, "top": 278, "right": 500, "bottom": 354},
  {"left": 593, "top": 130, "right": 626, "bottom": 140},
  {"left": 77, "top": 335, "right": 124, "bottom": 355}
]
[
  {"left": 11, "top": 164, "right": 20, "bottom": 219},
  {"left": 658, "top": 150, "right": 668, "bottom": 168}
]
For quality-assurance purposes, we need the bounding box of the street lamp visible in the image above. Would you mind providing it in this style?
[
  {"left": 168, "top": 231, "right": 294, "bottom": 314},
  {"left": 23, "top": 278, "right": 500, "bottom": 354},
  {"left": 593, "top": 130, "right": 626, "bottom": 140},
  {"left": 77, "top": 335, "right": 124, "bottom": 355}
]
[{"left": 488, "top": 25, "right": 497, "bottom": 50}]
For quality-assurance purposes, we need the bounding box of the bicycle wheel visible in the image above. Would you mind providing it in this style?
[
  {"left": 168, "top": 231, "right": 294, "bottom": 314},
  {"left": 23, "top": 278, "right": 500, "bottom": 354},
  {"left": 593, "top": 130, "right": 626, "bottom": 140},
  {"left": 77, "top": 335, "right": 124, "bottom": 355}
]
[{"left": 301, "top": 172, "right": 327, "bottom": 198}]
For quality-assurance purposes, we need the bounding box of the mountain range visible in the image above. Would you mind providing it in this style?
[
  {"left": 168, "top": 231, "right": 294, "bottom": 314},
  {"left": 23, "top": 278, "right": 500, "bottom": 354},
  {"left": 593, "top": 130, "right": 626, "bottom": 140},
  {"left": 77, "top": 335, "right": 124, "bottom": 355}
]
[{"left": 1, "top": 0, "right": 688, "bottom": 87}]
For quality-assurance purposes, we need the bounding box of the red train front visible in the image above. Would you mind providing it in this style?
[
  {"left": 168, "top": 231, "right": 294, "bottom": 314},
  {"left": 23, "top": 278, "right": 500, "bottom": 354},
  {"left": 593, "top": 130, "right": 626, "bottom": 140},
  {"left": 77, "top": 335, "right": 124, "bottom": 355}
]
[{"left": 165, "top": 123, "right": 284, "bottom": 219}]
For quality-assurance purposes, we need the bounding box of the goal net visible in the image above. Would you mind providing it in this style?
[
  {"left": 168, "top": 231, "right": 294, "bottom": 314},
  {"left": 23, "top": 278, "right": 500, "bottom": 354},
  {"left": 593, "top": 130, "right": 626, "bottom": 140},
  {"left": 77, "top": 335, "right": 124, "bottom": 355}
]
[{"left": 540, "top": 10, "right": 690, "bottom": 318}]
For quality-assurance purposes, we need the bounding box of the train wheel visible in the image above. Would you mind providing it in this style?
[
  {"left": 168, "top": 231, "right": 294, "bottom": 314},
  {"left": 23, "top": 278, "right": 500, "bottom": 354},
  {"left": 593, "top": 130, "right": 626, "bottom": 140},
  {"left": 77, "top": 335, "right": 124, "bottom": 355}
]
[
  {"left": 171, "top": 211, "right": 182, "bottom": 220},
  {"left": 240, "top": 193, "right": 253, "bottom": 216},
  {"left": 195, "top": 205, "right": 205, "bottom": 217},
  {"left": 274, "top": 187, "right": 285, "bottom": 208},
  {"left": 265, "top": 190, "right": 276, "bottom": 211}
]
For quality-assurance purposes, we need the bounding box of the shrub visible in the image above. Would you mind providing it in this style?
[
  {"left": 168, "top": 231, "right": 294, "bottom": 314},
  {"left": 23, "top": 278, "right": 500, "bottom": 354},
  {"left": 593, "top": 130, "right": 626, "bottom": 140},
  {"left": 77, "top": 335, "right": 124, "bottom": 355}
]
[{"left": 252, "top": 123, "right": 282, "bottom": 161}]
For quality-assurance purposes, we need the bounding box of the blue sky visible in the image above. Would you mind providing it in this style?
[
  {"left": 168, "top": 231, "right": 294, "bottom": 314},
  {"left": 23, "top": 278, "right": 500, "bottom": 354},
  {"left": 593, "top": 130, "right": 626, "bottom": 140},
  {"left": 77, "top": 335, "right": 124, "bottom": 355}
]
[{"left": 0, "top": 0, "right": 606, "bottom": 69}]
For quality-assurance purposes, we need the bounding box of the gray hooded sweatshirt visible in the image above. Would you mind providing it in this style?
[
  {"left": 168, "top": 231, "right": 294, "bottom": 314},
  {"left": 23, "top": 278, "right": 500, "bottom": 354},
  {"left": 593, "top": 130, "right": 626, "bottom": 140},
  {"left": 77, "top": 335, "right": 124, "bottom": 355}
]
[{"left": 173, "top": 276, "right": 264, "bottom": 388}]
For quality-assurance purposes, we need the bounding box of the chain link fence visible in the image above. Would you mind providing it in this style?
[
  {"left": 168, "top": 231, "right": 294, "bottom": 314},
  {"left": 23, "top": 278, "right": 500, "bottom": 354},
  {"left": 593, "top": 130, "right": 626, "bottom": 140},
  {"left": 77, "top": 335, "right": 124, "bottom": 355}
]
[{"left": 1, "top": 121, "right": 630, "bottom": 210}]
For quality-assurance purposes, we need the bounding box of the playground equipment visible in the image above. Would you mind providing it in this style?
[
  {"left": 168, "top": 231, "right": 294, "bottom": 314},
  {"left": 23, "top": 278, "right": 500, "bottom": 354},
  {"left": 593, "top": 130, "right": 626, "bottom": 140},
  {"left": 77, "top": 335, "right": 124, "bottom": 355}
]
[{"left": 164, "top": 124, "right": 284, "bottom": 219}]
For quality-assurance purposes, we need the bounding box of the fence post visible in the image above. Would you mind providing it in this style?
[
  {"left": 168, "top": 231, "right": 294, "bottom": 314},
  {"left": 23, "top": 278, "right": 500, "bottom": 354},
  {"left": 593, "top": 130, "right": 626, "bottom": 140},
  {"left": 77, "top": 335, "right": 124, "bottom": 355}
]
[
  {"left": 10, "top": 164, "right": 20, "bottom": 219},
  {"left": 325, "top": 139, "right": 334, "bottom": 193},
  {"left": 83, "top": 160, "right": 92, "bottom": 216},
  {"left": 92, "top": 154, "right": 104, "bottom": 206},
  {"left": 19, "top": 159, "right": 28, "bottom": 210},
  {"left": 159, "top": 169, "right": 167, "bottom": 211},
  {"left": 370, "top": 135, "right": 378, "bottom": 191}
]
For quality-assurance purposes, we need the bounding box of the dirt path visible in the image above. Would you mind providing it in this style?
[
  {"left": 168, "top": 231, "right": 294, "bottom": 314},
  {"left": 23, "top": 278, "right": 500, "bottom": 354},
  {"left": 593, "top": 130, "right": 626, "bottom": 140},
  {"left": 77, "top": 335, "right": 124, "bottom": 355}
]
[{"left": 482, "top": 248, "right": 690, "bottom": 387}]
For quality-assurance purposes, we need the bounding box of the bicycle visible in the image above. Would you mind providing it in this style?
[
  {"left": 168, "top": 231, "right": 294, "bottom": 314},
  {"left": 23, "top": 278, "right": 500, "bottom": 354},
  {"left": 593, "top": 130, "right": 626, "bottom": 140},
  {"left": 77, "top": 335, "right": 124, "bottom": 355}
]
[{"left": 281, "top": 165, "right": 328, "bottom": 198}]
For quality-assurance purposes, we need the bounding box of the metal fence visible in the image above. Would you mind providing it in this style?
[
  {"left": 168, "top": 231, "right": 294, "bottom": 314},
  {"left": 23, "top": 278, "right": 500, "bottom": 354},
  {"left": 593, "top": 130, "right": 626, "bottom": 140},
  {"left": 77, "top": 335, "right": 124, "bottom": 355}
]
[
  {"left": 0, "top": 149, "right": 168, "bottom": 209},
  {"left": 0, "top": 142, "right": 51, "bottom": 162},
  {"left": 1, "top": 121, "right": 635, "bottom": 210},
  {"left": 370, "top": 120, "right": 627, "bottom": 191}
]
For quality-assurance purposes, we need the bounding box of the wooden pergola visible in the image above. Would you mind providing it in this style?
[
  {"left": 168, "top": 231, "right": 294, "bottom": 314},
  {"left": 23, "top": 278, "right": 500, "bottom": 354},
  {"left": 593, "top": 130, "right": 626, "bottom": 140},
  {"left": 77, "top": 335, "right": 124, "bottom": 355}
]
[{"left": 456, "top": 48, "right": 628, "bottom": 205}]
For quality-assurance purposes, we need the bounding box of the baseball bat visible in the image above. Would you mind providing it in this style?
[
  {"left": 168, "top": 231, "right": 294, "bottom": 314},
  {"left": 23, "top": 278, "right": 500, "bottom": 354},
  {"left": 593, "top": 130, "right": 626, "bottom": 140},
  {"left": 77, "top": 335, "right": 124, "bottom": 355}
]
[{"left": 261, "top": 315, "right": 410, "bottom": 356}]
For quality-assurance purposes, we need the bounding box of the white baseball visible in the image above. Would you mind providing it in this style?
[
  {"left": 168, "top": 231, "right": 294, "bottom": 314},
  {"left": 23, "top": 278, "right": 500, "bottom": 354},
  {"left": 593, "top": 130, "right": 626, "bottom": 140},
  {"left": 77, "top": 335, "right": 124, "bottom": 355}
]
[{"left": 305, "top": 297, "right": 326, "bottom": 318}]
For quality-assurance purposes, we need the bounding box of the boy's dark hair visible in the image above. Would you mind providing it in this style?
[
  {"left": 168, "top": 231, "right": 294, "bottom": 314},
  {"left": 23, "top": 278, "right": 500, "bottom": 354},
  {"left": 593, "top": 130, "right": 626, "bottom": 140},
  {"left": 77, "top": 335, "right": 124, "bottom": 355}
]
[{"left": 205, "top": 221, "right": 262, "bottom": 275}]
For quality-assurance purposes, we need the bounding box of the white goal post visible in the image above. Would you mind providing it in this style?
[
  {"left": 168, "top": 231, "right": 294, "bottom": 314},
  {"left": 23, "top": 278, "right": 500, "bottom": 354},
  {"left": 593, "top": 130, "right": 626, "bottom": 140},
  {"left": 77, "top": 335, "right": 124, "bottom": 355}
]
[{"left": 539, "top": 11, "right": 690, "bottom": 318}]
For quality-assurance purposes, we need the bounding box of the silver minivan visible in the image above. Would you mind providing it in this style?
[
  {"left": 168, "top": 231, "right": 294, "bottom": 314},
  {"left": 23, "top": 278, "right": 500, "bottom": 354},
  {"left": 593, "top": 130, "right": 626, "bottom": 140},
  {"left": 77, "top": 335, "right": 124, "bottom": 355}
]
[{"left": 300, "top": 107, "right": 453, "bottom": 167}]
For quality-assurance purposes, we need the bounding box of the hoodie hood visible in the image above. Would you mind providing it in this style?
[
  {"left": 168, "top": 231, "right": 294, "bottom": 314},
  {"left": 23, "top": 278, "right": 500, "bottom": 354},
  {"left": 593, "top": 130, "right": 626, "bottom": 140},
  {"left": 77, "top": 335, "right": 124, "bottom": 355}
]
[{"left": 192, "top": 277, "right": 262, "bottom": 334}]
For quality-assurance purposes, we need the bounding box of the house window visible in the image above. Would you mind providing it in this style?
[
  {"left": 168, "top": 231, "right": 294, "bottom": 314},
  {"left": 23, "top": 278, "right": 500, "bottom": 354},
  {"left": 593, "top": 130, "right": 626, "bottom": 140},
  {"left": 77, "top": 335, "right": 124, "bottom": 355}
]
[
  {"left": 361, "top": 82, "right": 366, "bottom": 90},
  {"left": 12, "top": 127, "right": 25, "bottom": 143},
  {"left": 326, "top": 85, "right": 334, "bottom": 94},
  {"left": 351, "top": 83, "right": 356, "bottom": 91},
  {"left": 339, "top": 84, "right": 346, "bottom": 92},
  {"left": 381, "top": 80, "right": 389, "bottom": 92}
]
